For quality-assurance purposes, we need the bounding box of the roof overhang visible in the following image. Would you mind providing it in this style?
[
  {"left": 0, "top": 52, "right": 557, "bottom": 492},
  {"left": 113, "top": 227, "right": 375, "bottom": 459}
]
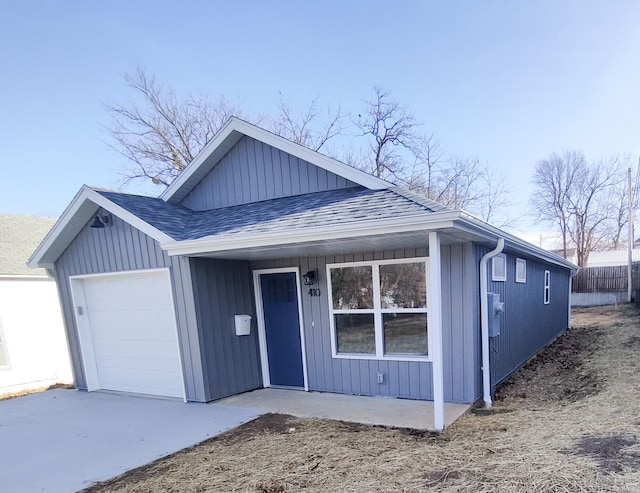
[
  {"left": 160, "top": 117, "right": 391, "bottom": 204},
  {"left": 28, "top": 186, "right": 174, "bottom": 270},
  {"left": 159, "top": 209, "right": 577, "bottom": 271}
]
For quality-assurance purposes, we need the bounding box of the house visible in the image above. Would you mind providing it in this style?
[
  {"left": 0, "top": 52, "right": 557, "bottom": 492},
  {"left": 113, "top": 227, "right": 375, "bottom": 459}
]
[
  {"left": 0, "top": 213, "right": 72, "bottom": 394},
  {"left": 29, "top": 118, "right": 575, "bottom": 429}
]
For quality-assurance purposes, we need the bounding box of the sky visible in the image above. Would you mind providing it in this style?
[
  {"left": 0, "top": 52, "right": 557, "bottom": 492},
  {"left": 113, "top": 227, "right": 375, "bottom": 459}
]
[{"left": 2, "top": 1, "right": 640, "bottom": 244}]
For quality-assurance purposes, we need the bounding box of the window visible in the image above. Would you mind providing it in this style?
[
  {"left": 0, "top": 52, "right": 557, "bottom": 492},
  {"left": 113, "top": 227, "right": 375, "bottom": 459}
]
[
  {"left": 328, "top": 259, "right": 428, "bottom": 360},
  {"left": 0, "top": 319, "right": 9, "bottom": 368},
  {"left": 492, "top": 254, "right": 507, "bottom": 281},
  {"left": 516, "top": 258, "right": 527, "bottom": 283},
  {"left": 544, "top": 270, "right": 551, "bottom": 304}
]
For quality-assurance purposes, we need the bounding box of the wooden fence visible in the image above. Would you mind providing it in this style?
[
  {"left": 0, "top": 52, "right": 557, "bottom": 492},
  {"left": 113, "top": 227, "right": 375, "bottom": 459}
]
[{"left": 572, "top": 263, "right": 640, "bottom": 294}]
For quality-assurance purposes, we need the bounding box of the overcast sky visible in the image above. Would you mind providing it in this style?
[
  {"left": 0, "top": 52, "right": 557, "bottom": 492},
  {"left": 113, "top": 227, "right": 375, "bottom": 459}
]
[{"left": 2, "top": 1, "right": 640, "bottom": 243}]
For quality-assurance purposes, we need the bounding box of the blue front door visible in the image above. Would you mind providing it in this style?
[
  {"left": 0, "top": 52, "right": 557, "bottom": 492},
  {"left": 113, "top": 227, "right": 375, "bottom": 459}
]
[{"left": 260, "top": 272, "right": 304, "bottom": 388}]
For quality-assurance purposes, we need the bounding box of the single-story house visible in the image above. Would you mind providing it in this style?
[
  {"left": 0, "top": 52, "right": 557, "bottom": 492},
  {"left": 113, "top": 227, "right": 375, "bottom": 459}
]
[
  {"left": 29, "top": 118, "right": 576, "bottom": 429},
  {"left": 0, "top": 213, "right": 72, "bottom": 394}
]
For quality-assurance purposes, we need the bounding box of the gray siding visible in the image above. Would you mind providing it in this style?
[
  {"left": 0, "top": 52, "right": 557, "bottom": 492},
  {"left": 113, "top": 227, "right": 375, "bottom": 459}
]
[
  {"left": 190, "top": 258, "right": 262, "bottom": 400},
  {"left": 181, "top": 136, "right": 358, "bottom": 210},
  {"left": 250, "top": 245, "right": 478, "bottom": 403},
  {"left": 53, "top": 215, "right": 208, "bottom": 402},
  {"left": 478, "top": 246, "right": 571, "bottom": 392},
  {"left": 441, "top": 243, "right": 480, "bottom": 403}
]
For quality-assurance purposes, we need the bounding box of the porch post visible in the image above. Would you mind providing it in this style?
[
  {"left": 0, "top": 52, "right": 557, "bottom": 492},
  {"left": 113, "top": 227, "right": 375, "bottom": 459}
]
[{"left": 428, "top": 231, "right": 445, "bottom": 431}]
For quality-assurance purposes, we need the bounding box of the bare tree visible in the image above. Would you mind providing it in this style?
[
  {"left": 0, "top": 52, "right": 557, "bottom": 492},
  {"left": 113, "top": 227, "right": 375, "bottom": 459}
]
[
  {"left": 270, "top": 95, "right": 345, "bottom": 152},
  {"left": 531, "top": 151, "right": 624, "bottom": 266},
  {"left": 105, "top": 69, "right": 345, "bottom": 188},
  {"left": 353, "top": 87, "right": 420, "bottom": 181},
  {"left": 531, "top": 152, "right": 582, "bottom": 259},
  {"left": 104, "top": 67, "right": 249, "bottom": 187}
]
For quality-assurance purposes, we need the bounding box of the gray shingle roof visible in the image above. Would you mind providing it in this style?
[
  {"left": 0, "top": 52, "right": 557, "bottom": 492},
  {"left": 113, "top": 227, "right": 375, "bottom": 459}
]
[
  {"left": 0, "top": 213, "right": 56, "bottom": 276},
  {"left": 94, "top": 186, "right": 436, "bottom": 242}
]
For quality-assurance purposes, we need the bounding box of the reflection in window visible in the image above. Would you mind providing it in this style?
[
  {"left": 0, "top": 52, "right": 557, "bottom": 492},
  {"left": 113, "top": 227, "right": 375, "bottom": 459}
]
[
  {"left": 328, "top": 260, "right": 429, "bottom": 359},
  {"left": 335, "top": 313, "right": 376, "bottom": 354},
  {"left": 383, "top": 313, "right": 428, "bottom": 355},
  {"left": 380, "top": 262, "right": 427, "bottom": 309},
  {"left": 331, "top": 266, "right": 373, "bottom": 309}
]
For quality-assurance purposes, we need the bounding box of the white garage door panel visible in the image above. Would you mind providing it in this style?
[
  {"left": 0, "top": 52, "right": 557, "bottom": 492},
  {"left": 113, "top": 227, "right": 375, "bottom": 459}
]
[{"left": 81, "top": 271, "right": 184, "bottom": 398}]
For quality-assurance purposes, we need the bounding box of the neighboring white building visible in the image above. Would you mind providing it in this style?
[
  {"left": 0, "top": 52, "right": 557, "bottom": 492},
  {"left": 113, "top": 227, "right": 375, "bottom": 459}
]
[
  {"left": 583, "top": 249, "right": 640, "bottom": 267},
  {"left": 0, "top": 213, "right": 72, "bottom": 395}
]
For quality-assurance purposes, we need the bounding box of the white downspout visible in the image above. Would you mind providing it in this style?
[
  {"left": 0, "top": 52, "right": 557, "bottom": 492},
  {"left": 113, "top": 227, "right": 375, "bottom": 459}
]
[{"left": 479, "top": 238, "right": 504, "bottom": 408}]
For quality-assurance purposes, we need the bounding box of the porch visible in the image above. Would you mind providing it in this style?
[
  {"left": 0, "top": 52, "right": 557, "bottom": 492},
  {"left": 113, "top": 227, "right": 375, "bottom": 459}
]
[{"left": 216, "top": 388, "right": 471, "bottom": 431}]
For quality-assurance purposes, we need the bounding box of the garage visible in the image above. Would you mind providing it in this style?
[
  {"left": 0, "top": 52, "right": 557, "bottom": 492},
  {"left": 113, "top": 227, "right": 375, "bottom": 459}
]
[{"left": 72, "top": 269, "right": 185, "bottom": 399}]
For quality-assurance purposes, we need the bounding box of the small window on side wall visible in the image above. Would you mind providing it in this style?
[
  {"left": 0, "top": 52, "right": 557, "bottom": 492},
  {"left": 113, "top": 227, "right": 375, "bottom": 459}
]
[
  {"left": 544, "top": 270, "right": 551, "bottom": 304},
  {"left": 516, "top": 258, "right": 527, "bottom": 283},
  {"left": 492, "top": 254, "right": 507, "bottom": 281}
]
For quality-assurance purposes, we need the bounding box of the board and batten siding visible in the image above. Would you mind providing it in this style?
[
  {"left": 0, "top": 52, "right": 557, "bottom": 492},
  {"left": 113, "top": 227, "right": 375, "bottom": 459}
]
[
  {"left": 53, "top": 215, "right": 208, "bottom": 402},
  {"left": 180, "top": 136, "right": 358, "bottom": 211},
  {"left": 250, "top": 244, "right": 478, "bottom": 404},
  {"left": 189, "top": 258, "right": 262, "bottom": 401},
  {"left": 478, "top": 246, "right": 571, "bottom": 391}
]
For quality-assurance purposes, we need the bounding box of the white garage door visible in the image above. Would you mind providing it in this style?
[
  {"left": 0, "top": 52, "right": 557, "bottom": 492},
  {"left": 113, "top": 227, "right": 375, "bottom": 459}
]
[{"left": 79, "top": 270, "right": 184, "bottom": 398}]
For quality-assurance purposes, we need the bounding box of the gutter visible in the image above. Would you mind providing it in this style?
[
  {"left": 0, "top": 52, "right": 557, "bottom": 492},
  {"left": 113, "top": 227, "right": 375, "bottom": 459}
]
[{"left": 479, "top": 237, "right": 504, "bottom": 407}]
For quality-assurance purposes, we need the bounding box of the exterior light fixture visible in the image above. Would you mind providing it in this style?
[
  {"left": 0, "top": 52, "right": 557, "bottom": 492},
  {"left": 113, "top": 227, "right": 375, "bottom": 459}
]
[
  {"left": 90, "top": 213, "right": 112, "bottom": 229},
  {"left": 303, "top": 269, "right": 317, "bottom": 285}
]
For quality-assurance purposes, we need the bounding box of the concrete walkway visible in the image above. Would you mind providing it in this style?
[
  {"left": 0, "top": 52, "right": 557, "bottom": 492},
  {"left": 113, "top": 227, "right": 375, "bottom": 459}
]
[
  {"left": 0, "top": 389, "right": 261, "bottom": 493},
  {"left": 217, "top": 388, "right": 470, "bottom": 430}
]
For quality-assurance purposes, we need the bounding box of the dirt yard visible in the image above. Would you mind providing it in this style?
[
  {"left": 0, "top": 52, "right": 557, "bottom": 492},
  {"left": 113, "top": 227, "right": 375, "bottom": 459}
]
[{"left": 85, "top": 306, "right": 640, "bottom": 492}]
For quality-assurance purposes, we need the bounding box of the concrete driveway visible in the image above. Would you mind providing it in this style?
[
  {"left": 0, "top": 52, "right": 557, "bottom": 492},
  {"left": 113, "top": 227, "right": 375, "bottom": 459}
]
[{"left": 0, "top": 389, "right": 261, "bottom": 493}]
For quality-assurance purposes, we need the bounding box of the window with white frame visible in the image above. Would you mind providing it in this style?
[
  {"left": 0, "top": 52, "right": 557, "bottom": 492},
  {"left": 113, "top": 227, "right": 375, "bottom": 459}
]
[
  {"left": 327, "top": 259, "right": 429, "bottom": 360},
  {"left": 492, "top": 254, "right": 507, "bottom": 281},
  {"left": 515, "top": 258, "right": 527, "bottom": 283},
  {"left": 0, "top": 319, "right": 9, "bottom": 368},
  {"left": 544, "top": 270, "right": 551, "bottom": 304}
]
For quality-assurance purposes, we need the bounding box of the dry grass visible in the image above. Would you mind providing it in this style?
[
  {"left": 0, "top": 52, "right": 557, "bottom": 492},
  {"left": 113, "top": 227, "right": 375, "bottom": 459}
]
[
  {"left": 84, "top": 305, "right": 640, "bottom": 492},
  {"left": 0, "top": 383, "right": 73, "bottom": 401}
]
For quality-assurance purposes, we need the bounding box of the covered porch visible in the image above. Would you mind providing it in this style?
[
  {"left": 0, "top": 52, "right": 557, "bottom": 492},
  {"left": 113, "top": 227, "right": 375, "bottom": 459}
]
[{"left": 216, "top": 388, "right": 471, "bottom": 431}]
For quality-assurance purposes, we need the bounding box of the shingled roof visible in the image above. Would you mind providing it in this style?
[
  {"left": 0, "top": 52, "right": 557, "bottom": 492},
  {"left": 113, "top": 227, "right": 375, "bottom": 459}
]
[
  {"left": 95, "top": 186, "right": 438, "bottom": 242},
  {"left": 0, "top": 213, "right": 55, "bottom": 276}
]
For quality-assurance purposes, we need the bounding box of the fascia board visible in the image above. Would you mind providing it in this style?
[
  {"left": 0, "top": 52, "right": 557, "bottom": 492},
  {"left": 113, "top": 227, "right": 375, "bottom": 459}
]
[
  {"left": 456, "top": 212, "right": 577, "bottom": 271},
  {"left": 161, "top": 211, "right": 461, "bottom": 256},
  {"left": 161, "top": 117, "right": 391, "bottom": 203},
  {"left": 28, "top": 187, "right": 173, "bottom": 268}
]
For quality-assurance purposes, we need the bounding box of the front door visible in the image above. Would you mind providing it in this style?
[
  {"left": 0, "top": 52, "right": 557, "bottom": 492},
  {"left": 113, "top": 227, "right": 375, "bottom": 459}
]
[{"left": 258, "top": 272, "right": 304, "bottom": 388}]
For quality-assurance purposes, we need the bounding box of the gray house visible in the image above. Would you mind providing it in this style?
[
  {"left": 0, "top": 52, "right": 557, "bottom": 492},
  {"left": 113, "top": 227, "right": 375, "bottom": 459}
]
[{"left": 29, "top": 117, "right": 575, "bottom": 430}]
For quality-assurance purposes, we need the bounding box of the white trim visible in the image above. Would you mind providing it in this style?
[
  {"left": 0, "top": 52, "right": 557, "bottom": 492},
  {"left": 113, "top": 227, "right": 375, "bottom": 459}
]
[
  {"left": 491, "top": 254, "right": 507, "bottom": 282},
  {"left": 0, "top": 274, "right": 50, "bottom": 281},
  {"left": 28, "top": 186, "right": 173, "bottom": 269},
  {"left": 69, "top": 268, "right": 187, "bottom": 401},
  {"left": 326, "top": 257, "right": 430, "bottom": 362},
  {"left": 428, "top": 232, "right": 444, "bottom": 431},
  {"left": 161, "top": 117, "right": 390, "bottom": 203},
  {"left": 160, "top": 208, "right": 577, "bottom": 274},
  {"left": 0, "top": 316, "right": 11, "bottom": 370},
  {"left": 252, "top": 267, "right": 309, "bottom": 391},
  {"left": 515, "top": 258, "right": 527, "bottom": 283},
  {"left": 162, "top": 213, "right": 459, "bottom": 257}
]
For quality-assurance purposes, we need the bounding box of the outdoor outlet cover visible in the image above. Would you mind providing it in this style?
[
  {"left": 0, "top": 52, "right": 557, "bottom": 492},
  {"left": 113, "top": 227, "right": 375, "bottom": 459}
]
[{"left": 377, "top": 373, "right": 384, "bottom": 384}]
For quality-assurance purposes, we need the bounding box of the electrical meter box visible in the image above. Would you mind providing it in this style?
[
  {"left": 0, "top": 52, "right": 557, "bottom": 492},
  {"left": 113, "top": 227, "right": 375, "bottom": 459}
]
[{"left": 488, "top": 292, "right": 504, "bottom": 337}]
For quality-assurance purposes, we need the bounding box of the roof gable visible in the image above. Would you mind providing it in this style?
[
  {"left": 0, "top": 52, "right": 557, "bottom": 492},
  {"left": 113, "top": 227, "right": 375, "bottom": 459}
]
[
  {"left": 179, "top": 135, "right": 361, "bottom": 211},
  {"left": 160, "top": 117, "right": 391, "bottom": 204},
  {"left": 28, "top": 187, "right": 174, "bottom": 269}
]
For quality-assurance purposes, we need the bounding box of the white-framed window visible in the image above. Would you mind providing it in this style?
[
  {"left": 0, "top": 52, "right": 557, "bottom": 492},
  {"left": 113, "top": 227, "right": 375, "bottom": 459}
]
[
  {"left": 544, "top": 270, "right": 551, "bottom": 304},
  {"left": 515, "top": 258, "right": 527, "bottom": 283},
  {"left": 0, "top": 318, "right": 9, "bottom": 369},
  {"left": 327, "top": 258, "right": 429, "bottom": 361},
  {"left": 492, "top": 254, "right": 507, "bottom": 281}
]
